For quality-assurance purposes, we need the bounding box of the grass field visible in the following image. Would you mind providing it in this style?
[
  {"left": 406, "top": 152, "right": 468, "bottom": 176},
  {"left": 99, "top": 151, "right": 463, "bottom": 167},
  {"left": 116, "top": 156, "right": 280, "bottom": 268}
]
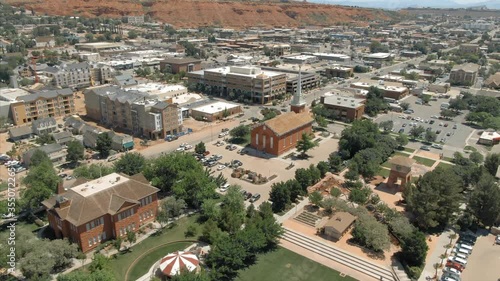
[
  {"left": 377, "top": 168, "right": 391, "bottom": 178},
  {"left": 412, "top": 156, "right": 436, "bottom": 167},
  {"left": 437, "top": 162, "right": 454, "bottom": 170},
  {"left": 237, "top": 247, "right": 357, "bottom": 281},
  {"left": 394, "top": 151, "right": 410, "bottom": 157},
  {"left": 127, "top": 242, "right": 192, "bottom": 281},
  {"left": 108, "top": 215, "right": 202, "bottom": 281},
  {"left": 404, "top": 147, "right": 415, "bottom": 153},
  {"left": 0, "top": 182, "right": 7, "bottom": 192},
  {"left": 443, "top": 156, "right": 454, "bottom": 163}
]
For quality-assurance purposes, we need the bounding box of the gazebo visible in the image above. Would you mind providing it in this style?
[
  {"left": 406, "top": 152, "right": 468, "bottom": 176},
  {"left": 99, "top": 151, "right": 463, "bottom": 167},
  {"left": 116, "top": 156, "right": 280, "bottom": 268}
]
[{"left": 159, "top": 251, "right": 200, "bottom": 277}]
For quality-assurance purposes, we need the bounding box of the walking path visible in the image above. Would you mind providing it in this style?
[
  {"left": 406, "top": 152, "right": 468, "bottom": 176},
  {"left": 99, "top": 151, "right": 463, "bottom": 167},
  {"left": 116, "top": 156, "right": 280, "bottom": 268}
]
[{"left": 418, "top": 228, "right": 457, "bottom": 281}]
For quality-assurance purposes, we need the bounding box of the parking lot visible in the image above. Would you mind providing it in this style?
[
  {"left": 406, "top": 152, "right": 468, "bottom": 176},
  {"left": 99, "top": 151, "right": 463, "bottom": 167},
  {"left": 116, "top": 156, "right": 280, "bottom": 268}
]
[
  {"left": 375, "top": 95, "right": 475, "bottom": 156},
  {"left": 180, "top": 134, "right": 339, "bottom": 207},
  {"left": 457, "top": 233, "right": 500, "bottom": 281}
]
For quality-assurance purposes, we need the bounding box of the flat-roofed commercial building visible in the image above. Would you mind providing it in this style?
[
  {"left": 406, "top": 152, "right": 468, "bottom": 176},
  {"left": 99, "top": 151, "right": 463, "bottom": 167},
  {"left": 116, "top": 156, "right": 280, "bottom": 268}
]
[
  {"left": 350, "top": 82, "right": 409, "bottom": 100},
  {"left": 190, "top": 101, "right": 242, "bottom": 122},
  {"left": 320, "top": 92, "right": 365, "bottom": 121},
  {"left": 159, "top": 58, "right": 202, "bottom": 74},
  {"left": 10, "top": 89, "right": 75, "bottom": 125},
  {"left": 187, "top": 66, "right": 287, "bottom": 104},
  {"left": 450, "top": 63, "right": 480, "bottom": 86},
  {"left": 325, "top": 65, "right": 354, "bottom": 79}
]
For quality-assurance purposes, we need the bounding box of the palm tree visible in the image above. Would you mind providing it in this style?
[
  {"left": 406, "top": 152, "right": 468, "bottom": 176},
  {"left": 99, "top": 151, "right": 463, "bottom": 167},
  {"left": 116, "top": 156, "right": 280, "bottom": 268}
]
[
  {"left": 433, "top": 263, "right": 440, "bottom": 279},
  {"left": 448, "top": 233, "right": 457, "bottom": 245},
  {"left": 439, "top": 253, "right": 447, "bottom": 266},
  {"left": 443, "top": 243, "right": 452, "bottom": 255}
]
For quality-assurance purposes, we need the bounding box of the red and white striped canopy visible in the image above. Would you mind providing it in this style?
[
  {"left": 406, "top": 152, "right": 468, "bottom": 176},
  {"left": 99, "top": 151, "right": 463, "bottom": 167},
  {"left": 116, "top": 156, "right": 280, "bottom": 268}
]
[{"left": 159, "top": 251, "right": 199, "bottom": 277}]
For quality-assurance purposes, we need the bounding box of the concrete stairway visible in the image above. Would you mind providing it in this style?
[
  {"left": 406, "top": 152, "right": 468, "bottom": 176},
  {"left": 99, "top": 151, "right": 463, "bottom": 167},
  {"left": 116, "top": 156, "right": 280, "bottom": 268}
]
[
  {"left": 282, "top": 228, "right": 396, "bottom": 281},
  {"left": 294, "top": 211, "right": 322, "bottom": 227}
]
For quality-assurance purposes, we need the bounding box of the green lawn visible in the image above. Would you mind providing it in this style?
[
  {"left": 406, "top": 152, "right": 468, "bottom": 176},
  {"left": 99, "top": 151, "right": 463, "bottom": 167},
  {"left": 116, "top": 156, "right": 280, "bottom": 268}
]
[
  {"left": 127, "top": 242, "right": 192, "bottom": 281},
  {"left": 377, "top": 168, "right": 391, "bottom": 178},
  {"left": 412, "top": 156, "right": 436, "bottom": 167},
  {"left": 437, "top": 162, "right": 454, "bottom": 170},
  {"left": 443, "top": 156, "right": 454, "bottom": 163},
  {"left": 237, "top": 247, "right": 357, "bottom": 281},
  {"left": 403, "top": 147, "right": 415, "bottom": 153},
  {"left": 108, "top": 215, "right": 202, "bottom": 281},
  {"left": 0, "top": 182, "right": 7, "bottom": 192},
  {"left": 394, "top": 151, "right": 410, "bottom": 157},
  {"left": 381, "top": 161, "right": 392, "bottom": 168}
]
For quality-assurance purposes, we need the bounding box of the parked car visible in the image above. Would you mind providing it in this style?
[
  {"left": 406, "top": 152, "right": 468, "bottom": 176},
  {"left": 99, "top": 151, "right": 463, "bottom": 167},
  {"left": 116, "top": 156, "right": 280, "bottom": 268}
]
[
  {"left": 398, "top": 128, "right": 404, "bottom": 133},
  {"left": 444, "top": 123, "right": 449, "bottom": 127},
  {"left": 453, "top": 124, "right": 458, "bottom": 129},
  {"left": 175, "top": 147, "right": 185, "bottom": 152},
  {"left": 446, "top": 261, "right": 465, "bottom": 272},
  {"left": 221, "top": 128, "right": 229, "bottom": 132},
  {"left": 431, "top": 144, "right": 443, "bottom": 149},
  {"left": 220, "top": 183, "right": 230, "bottom": 192},
  {"left": 65, "top": 176, "right": 73, "bottom": 181},
  {"left": 184, "top": 145, "right": 193, "bottom": 150},
  {"left": 249, "top": 193, "right": 261, "bottom": 203},
  {"left": 496, "top": 235, "right": 500, "bottom": 245},
  {"left": 107, "top": 156, "right": 118, "bottom": 162},
  {"left": 218, "top": 132, "right": 227, "bottom": 138},
  {"left": 59, "top": 173, "right": 68, "bottom": 178},
  {"left": 229, "top": 145, "right": 237, "bottom": 151},
  {"left": 402, "top": 123, "right": 407, "bottom": 127},
  {"left": 232, "top": 160, "right": 243, "bottom": 167},
  {"left": 244, "top": 192, "right": 253, "bottom": 200},
  {"left": 420, "top": 146, "right": 431, "bottom": 151},
  {"left": 429, "top": 120, "right": 435, "bottom": 124},
  {"left": 217, "top": 165, "right": 226, "bottom": 171}
]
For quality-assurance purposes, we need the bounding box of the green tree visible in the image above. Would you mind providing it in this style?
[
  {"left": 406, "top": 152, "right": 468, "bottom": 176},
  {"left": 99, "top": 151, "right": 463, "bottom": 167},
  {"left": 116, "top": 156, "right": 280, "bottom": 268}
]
[
  {"left": 96, "top": 133, "right": 112, "bottom": 158},
  {"left": 50, "top": 239, "right": 78, "bottom": 271},
  {"left": 400, "top": 231, "right": 429, "bottom": 267},
  {"left": 294, "top": 168, "right": 312, "bottom": 190},
  {"left": 308, "top": 191, "right": 323, "bottom": 207},
  {"left": 19, "top": 246, "right": 55, "bottom": 281},
  {"left": 173, "top": 169, "right": 218, "bottom": 208},
  {"left": 73, "top": 163, "right": 114, "bottom": 179},
  {"left": 328, "top": 153, "right": 343, "bottom": 173},
  {"left": 66, "top": 140, "right": 84, "bottom": 164},
  {"left": 126, "top": 231, "right": 137, "bottom": 248},
  {"left": 195, "top": 142, "right": 206, "bottom": 154},
  {"left": 296, "top": 132, "right": 316, "bottom": 158},
  {"left": 352, "top": 213, "right": 390, "bottom": 252},
  {"left": 330, "top": 187, "right": 342, "bottom": 198},
  {"left": 484, "top": 153, "right": 500, "bottom": 176},
  {"left": 21, "top": 161, "right": 59, "bottom": 210},
  {"left": 205, "top": 234, "right": 248, "bottom": 281},
  {"left": 316, "top": 161, "right": 329, "bottom": 178},
  {"left": 469, "top": 173, "right": 500, "bottom": 227},
  {"left": 469, "top": 151, "right": 484, "bottom": 165},
  {"left": 219, "top": 186, "right": 246, "bottom": 233},
  {"left": 269, "top": 182, "right": 291, "bottom": 213},
  {"left": 113, "top": 152, "right": 145, "bottom": 175},
  {"left": 28, "top": 149, "right": 51, "bottom": 167},
  {"left": 379, "top": 120, "right": 394, "bottom": 133},
  {"left": 229, "top": 125, "right": 250, "bottom": 143},
  {"left": 315, "top": 115, "right": 328, "bottom": 127},
  {"left": 400, "top": 102, "right": 410, "bottom": 111},
  {"left": 409, "top": 125, "right": 425, "bottom": 139},
  {"left": 348, "top": 186, "right": 372, "bottom": 204},
  {"left": 158, "top": 197, "right": 187, "bottom": 226},
  {"left": 88, "top": 253, "right": 111, "bottom": 272},
  {"left": 127, "top": 30, "right": 138, "bottom": 39},
  {"left": 404, "top": 167, "right": 463, "bottom": 230},
  {"left": 201, "top": 198, "right": 221, "bottom": 221},
  {"left": 424, "top": 130, "right": 437, "bottom": 143},
  {"left": 396, "top": 133, "right": 409, "bottom": 148}
]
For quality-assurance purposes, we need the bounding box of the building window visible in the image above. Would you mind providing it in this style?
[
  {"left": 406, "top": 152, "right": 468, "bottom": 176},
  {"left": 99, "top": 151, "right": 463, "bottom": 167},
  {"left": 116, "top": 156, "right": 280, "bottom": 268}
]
[
  {"left": 102, "top": 232, "right": 107, "bottom": 240},
  {"left": 255, "top": 133, "right": 259, "bottom": 145},
  {"left": 88, "top": 239, "right": 92, "bottom": 247},
  {"left": 270, "top": 137, "right": 273, "bottom": 149}
]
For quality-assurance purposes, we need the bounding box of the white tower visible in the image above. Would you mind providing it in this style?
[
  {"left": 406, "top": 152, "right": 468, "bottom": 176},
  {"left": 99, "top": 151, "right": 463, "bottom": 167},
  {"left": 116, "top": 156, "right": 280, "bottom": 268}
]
[{"left": 290, "top": 65, "right": 306, "bottom": 113}]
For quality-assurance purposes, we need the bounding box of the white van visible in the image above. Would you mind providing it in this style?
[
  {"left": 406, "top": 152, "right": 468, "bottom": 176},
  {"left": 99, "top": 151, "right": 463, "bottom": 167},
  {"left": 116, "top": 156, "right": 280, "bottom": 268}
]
[
  {"left": 458, "top": 243, "right": 473, "bottom": 251},
  {"left": 454, "top": 253, "right": 468, "bottom": 260},
  {"left": 453, "top": 247, "right": 471, "bottom": 256},
  {"left": 451, "top": 256, "right": 468, "bottom": 266}
]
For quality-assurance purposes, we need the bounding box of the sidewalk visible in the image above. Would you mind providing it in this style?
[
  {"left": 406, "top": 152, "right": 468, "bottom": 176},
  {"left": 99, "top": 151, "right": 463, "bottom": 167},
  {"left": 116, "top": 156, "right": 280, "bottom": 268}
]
[{"left": 418, "top": 228, "right": 457, "bottom": 281}]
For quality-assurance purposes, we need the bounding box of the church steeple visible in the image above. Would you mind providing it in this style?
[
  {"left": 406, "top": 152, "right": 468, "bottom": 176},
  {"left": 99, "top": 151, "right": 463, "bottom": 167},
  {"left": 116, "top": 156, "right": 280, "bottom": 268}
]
[{"left": 290, "top": 64, "right": 306, "bottom": 113}]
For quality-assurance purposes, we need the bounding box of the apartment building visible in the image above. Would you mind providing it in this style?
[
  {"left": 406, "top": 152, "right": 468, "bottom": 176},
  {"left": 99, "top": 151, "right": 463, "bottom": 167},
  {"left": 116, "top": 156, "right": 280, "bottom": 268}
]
[
  {"left": 449, "top": 63, "right": 480, "bottom": 86},
  {"left": 43, "top": 62, "right": 91, "bottom": 89},
  {"left": 125, "top": 15, "right": 145, "bottom": 25},
  {"left": 286, "top": 72, "right": 320, "bottom": 95},
  {"left": 320, "top": 92, "right": 366, "bottom": 121},
  {"left": 187, "top": 66, "right": 287, "bottom": 104},
  {"left": 42, "top": 173, "right": 159, "bottom": 253},
  {"left": 90, "top": 64, "right": 114, "bottom": 85},
  {"left": 84, "top": 86, "right": 182, "bottom": 139},
  {"left": 10, "top": 89, "right": 76, "bottom": 125}
]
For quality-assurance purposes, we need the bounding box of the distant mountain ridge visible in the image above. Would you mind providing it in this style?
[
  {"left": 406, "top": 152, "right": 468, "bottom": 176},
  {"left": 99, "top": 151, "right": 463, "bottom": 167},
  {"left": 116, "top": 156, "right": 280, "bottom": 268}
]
[
  {"left": 309, "top": 0, "right": 500, "bottom": 10},
  {"left": 4, "top": 0, "right": 399, "bottom": 29}
]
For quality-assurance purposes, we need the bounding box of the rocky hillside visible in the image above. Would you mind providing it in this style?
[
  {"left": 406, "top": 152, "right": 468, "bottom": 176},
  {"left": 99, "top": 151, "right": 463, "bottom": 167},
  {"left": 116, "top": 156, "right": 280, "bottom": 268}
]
[{"left": 5, "top": 0, "right": 397, "bottom": 28}]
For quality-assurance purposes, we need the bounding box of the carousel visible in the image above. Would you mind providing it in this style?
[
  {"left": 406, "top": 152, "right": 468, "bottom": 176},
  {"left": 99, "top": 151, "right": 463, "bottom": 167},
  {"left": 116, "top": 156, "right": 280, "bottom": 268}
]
[{"left": 158, "top": 251, "right": 200, "bottom": 278}]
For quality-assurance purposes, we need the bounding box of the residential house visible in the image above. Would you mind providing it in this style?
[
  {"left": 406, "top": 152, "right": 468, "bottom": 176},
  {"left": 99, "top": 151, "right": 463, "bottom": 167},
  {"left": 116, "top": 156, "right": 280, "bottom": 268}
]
[
  {"left": 125, "top": 15, "right": 145, "bottom": 25},
  {"left": 449, "top": 63, "right": 480, "bottom": 86},
  {"left": 83, "top": 128, "right": 102, "bottom": 149},
  {"left": 459, "top": 44, "right": 480, "bottom": 55},
  {"left": 42, "top": 173, "right": 159, "bottom": 253},
  {"left": 31, "top": 117, "right": 57, "bottom": 135},
  {"left": 484, "top": 72, "right": 500, "bottom": 90},
  {"left": 34, "top": 36, "right": 56, "bottom": 48},
  {"left": 250, "top": 112, "right": 314, "bottom": 156},
  {"left": 113, "top": 74, "right": 138, "bottom": 88},
  {"left": 23, "top": 143, "right": 67, "bottom": 166},
  {"left": 108, "top": 131, "right": 134, "bottom": 152},
  {"left": 53, "top": 131, "right": 74, "bottom": 145},
  {"left": 8, "top": 126, "right": 33, "bottom": 141}
]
